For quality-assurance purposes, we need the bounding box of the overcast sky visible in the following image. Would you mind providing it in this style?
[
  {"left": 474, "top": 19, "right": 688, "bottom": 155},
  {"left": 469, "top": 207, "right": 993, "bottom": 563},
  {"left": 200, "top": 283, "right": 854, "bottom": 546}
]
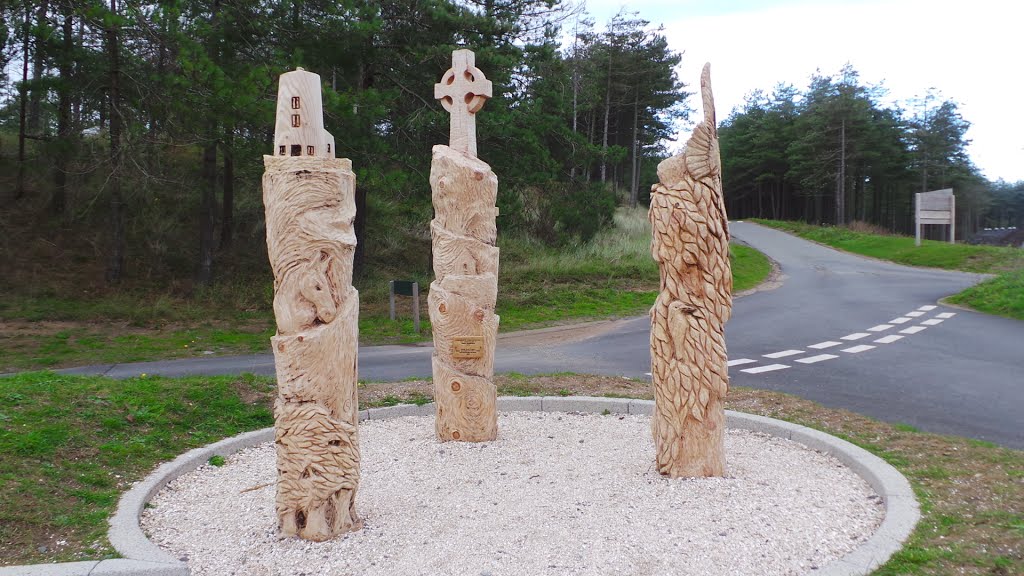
[{"left": 582, "top": 0, "right": 1023, "bottom": 183}]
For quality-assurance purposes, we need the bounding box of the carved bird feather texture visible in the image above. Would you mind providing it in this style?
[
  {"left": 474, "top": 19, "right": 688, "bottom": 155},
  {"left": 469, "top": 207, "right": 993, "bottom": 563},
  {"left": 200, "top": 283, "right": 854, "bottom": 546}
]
[
  {"left": 428, "top": 145, "right": 500, "bottom": 442},
  {"left": 262, "top": 155, "right": 361, "bottom": 539},
  {"left": 649, "top": 63, "right": 732, "bottom": 478}
]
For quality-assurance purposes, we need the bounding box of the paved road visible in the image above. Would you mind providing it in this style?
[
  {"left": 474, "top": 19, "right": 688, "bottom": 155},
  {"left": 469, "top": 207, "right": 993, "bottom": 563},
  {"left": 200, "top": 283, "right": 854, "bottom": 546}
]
[{"left": 62, "top": 223, "right": 1024, "bottom": 448}]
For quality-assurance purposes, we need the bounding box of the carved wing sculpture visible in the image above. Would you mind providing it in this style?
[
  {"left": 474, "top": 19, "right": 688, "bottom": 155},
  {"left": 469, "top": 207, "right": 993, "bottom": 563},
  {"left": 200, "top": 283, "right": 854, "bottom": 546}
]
[{"left": 649, "top": 63, "right": 732, "bottom": 478}]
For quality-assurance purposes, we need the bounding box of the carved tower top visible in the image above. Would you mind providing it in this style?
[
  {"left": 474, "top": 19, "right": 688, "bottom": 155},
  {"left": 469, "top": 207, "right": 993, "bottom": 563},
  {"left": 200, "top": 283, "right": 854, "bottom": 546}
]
[
  {"left": 434, "top": 49, "right": 492, "bottom": 157},
  {"left": 273, "top": 68, "right": 336, "bottom": 159}
]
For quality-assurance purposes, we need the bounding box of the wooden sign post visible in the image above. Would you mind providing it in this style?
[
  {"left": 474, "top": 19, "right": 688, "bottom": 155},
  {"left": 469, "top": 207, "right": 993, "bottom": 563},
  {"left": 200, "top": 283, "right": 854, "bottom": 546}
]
[
  {"left": 389, "top": 280, "right": 421, "bottom": 333},
  {"left": 915, "top": 189, "right": 955, "bottom": 246},
  {"left": 428, "top": 49, "right": 500, "bottom": 442},
  {"left": 648, "top": 64, "right": 731, "bottom": 478},
  {"left": 262, "top": 69, "right": 361, "bottom": 540}
]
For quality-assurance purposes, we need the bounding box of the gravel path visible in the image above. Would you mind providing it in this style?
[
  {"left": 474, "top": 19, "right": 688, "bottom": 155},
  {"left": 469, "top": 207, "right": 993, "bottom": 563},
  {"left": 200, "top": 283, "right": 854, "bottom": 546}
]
[{"left": 142, "top": 412, "right": 883, "bottom": 575}]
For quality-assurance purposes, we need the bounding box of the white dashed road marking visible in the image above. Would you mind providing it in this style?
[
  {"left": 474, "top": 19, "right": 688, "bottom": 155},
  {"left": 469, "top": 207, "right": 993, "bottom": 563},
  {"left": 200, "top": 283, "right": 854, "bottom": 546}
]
[
  {"left": 842, "top": 344, "right": 876, "bottom": 354},
  {"left": 741, "top": 364, "right": 790, "bottom": 374},
  {"left": 808, "top": 341, "right": 843, "bottom": 349},
  {"left": 733, "top": 303, "right": 952, "bottom": 376},
  {"left": 764, "top": 350, "right": 804, "bottom": 359},
  {"left": 795, "top": 354, "right": 838, "bottom": 364}
]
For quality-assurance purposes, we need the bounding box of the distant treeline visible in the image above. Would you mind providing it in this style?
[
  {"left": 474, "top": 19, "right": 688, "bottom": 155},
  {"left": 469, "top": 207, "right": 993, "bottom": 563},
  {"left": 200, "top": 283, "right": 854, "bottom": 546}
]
[
  {"left": 720, "top": 65, "right": 1024, "bottom": 237},
  {"left": 0, "top": 0, "right": 686, "bottom": 288}
]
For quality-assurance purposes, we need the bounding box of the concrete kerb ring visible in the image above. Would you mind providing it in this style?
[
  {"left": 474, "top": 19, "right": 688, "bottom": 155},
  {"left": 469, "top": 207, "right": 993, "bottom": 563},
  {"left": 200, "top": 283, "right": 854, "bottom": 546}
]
[{"left": 0, "top": 397, "right": 917, "bottom": 576}]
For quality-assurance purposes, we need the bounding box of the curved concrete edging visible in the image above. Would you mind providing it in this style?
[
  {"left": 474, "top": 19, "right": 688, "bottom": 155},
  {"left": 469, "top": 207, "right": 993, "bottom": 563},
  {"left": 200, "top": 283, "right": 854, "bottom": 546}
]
[{"left": 0, "top": 397, "right": 918, "bottom": 576}]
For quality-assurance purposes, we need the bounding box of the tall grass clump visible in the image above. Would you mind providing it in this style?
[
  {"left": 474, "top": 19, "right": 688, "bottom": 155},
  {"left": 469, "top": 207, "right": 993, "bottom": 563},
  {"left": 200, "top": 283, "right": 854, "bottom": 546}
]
[{"left": 502, "top": 206, "right": 657, "bottom": 281}]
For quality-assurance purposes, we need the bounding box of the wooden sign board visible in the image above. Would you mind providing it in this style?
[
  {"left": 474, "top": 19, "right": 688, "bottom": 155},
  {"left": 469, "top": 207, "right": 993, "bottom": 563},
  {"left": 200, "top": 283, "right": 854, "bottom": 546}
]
[
  {"left": 452, "top": 337, "right": 484, "bottom": 359},
  {"left": 388, "top": 280, "right": 420, "bottom": 332},
  {"left": 915, "top": 189, "right": 955, "bottom": 246}
]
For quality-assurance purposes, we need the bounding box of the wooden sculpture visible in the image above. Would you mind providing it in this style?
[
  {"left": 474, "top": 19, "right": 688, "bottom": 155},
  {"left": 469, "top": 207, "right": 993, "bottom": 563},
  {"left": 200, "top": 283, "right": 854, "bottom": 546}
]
[
  {"left": 648, "top": 63, "right": 731, "bottom": 478},
  {"left": 429, "top": 49, "right": 500, "bottom": 442},
  {"left": 263, "top": 68, "right": 361, "bottom": 540}
]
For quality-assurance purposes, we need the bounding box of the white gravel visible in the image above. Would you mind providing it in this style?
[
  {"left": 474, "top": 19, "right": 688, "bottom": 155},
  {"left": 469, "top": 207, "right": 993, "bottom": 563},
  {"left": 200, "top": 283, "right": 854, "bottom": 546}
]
[{"left": 141, "top": 412, "right": 883, "bottom": 576}]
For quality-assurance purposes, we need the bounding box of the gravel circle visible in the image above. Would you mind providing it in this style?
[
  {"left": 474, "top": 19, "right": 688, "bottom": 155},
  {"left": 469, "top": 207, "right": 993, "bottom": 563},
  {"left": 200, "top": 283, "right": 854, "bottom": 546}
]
[{"left": 142, "top": 412, "right": 883, "bottom": 575}]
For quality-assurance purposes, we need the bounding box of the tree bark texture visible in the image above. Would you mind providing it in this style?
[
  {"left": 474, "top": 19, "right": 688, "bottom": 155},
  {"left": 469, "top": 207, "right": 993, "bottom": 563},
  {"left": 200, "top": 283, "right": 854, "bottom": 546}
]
[
  {"left": 221, "top": 125, "right": 234, "bottom": 249},
  {"left": 648, "top": 63, "right": 731, "bottom": 478},
  {"left": 16, "top": 6, "right": 29, "bottom": 200},
  {"left": 53, "top": 7, "right": 73, "bottom": 215},
  {"left": 428, "top": 145, "right": 500, "bottom": 442},
  {"left": 197, "top": 134, "right": 216, "bottom": 285},
  {"left": 263, "top": 153, "right": 361, "bottom": 540},
  {"left": 105, "top": 0, "right": 124, "bottom": 282},
  {"left": 28, "top": 0, "right": 49, "bottom": 135}
]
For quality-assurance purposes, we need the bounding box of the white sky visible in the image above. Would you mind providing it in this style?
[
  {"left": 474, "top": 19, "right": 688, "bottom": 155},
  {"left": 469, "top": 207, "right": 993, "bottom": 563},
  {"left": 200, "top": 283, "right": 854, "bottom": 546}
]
[{"left": 582, "top": 0, "right": 1024, "bottom": 183}]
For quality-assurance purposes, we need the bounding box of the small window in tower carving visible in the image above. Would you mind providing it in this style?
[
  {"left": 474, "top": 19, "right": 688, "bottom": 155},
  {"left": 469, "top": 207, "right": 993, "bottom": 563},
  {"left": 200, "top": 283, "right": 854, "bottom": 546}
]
[
  {"left": 307, "top": 145, "right": 315, "bottom": 156},
  {"left": 327, "top": 143, "right": 331, "bottom": 153},
  {"left": 290, "top": 145, "right": 301, "bottom": 156},
  {"left": 291, "top": 114, "right": 301, "bottom": 128},
  {"left": 278, "top": 145, "right": 286, "bottom": 156},
  {"left": 291, "top": 96, "right": 300, "bottom": 109}
]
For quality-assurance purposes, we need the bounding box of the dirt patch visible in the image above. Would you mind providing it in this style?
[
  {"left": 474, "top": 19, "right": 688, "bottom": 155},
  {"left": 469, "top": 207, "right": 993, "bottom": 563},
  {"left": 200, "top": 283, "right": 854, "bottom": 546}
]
[{"left": 495, "top": 318, "right": 639, "bottom": 348}]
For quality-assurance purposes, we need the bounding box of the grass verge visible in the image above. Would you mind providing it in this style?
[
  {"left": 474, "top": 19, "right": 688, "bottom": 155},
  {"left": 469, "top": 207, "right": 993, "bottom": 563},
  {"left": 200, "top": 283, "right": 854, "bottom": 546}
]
[
  {"left": 1, "top": 208, "right": 772, "bottom": 371},
  {"left": 753, "top": 219, "right": 1024, "bottom": 321},
  {"left": 1, "top": 372, "right": 1019, "bottom": 574}
]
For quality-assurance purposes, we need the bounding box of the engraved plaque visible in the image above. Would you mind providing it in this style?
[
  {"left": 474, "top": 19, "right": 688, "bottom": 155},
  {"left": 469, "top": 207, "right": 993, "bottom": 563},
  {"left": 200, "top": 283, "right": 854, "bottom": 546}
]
[{"left": 452, "top": 337, "right": 484, "bottom": 359}]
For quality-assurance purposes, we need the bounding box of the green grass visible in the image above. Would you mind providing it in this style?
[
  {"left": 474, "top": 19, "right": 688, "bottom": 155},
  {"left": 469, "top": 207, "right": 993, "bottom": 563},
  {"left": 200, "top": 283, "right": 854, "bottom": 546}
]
[
  {"left": 2, "top": 207, "right": 774, "bottom": 371},
  {"left": 947, "top": 268, "right": 1024, "bottom": 320},
  {"left": 731, "top": 244, "right": 772, "bottom": 291},
  {"left": 0, "top": 372, "right": 275, "bottom": 564},
  {"left": 754, "top": 219, "right": 1024, "bottom": 321}
]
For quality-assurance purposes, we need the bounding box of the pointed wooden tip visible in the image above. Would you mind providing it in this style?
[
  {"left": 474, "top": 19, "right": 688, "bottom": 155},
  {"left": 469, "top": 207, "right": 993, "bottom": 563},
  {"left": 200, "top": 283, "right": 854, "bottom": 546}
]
[{"left": 701, "top": 63, "right": 715, "bottom": 128}]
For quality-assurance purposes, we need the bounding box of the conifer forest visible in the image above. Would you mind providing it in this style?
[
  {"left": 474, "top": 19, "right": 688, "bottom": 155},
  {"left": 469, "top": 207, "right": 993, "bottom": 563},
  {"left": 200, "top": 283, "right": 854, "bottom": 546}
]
[{"left": 0, "top": 0, "right": 1020, "bottom": 292}]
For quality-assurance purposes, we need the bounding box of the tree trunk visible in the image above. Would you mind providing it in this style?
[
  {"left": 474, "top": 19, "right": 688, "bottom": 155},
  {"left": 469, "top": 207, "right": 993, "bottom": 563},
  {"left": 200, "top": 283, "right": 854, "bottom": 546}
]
[
  {"left": 52, "top": 6, "right": 73, "bottom": 215},
  {"left": 16, "top": 7, "right": 30, "bottom": 200},
  {"left": 600, "top": 54, "right": 611, "bottom": 183},
  {"left": 629, "top": 90, "right": 640, "bottom": 208},
  {"left": 197, "top": 132, "right": 217, "bottom": 286},
  {"left": 220, "top": 125, "right": 234, "bottom": 249},
  {"left": 72, "top": 16, "right": 83, "bottom": 129},
  {"left": 353, "top": 184, "right": 367, "bottom": 276},
  {"left": 836, "top": 118, "right": 846, "bottom": 225},
  {"left": 105, "top": 0, "right": 125, "bottom": 283},
  {"left": 28, "top": 0, "right": 50, "bottom": 135},
  {"left": 569, "top": 31, "right": 579, "bottom": 181}
]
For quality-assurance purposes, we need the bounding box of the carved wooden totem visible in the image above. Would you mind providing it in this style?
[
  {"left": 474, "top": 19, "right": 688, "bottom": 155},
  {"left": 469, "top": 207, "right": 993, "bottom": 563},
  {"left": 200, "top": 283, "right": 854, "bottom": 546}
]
[
  {"left": 649, "top": 63, "right": 732, "bottom": 478},
  {"left": 429, "top": 49, "right": 500, "bottom": 442},
  {"left": 263, "top": 69, "right": 361, "bottom": 539}
]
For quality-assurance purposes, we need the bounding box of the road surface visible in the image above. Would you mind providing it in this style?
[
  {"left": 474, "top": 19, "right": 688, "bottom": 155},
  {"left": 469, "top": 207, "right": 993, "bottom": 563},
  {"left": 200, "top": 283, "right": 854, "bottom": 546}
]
[{"left": 61, "top": 223, "right": 1024, "bottom": 448}]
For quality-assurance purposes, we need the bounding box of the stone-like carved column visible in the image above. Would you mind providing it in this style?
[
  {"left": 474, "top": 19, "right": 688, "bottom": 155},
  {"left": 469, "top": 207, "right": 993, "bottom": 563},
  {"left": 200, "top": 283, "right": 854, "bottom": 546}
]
[
  {"left": 649, "top": 63, "right": 732, "bottom": 478},
  {"left": 263, "top": 69, "right": 360, "bottom": 540},
  {"left": 429, "top": 49, "right": 500, "bottom": 442}
]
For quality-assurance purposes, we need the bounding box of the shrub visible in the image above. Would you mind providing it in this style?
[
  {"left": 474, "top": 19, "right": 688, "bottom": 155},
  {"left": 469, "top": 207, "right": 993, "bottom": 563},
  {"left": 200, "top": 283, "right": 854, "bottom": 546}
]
[{"left": 504, "top": 181, "right": 617, "bottom": 245}]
